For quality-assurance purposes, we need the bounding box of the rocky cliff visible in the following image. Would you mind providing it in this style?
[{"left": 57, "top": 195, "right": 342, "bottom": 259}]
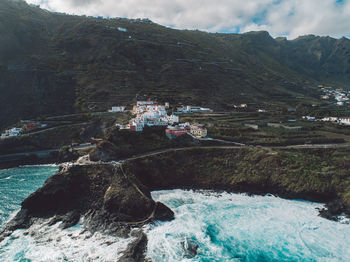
[
  {"left": 0, "top": 163, "right": 174, "bottom": 242},
  {"left": 122, "top": 147, "right": 350, "bottom": 219},
  {"left": 1, "top": 146, "right": 350, "bottom": 259}
]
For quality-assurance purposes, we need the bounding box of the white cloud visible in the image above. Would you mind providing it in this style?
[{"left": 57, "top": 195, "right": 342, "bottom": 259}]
[{"left": 25, "top": 0, "right": 350, "bottom": 39}]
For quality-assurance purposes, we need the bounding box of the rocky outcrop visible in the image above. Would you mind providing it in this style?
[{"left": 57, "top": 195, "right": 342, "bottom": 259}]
[
  {"left": 182, "top": 238, "right": 199, "bottom": 259},
  {"left": 120, "top": 147, "right": 350, "bottom": 221},
  {"left": 0, "top": 163, "right": 174, "bottom": 241},
  {"left": 2, "top": 146, "right": 350, "bottom": 255},
  {"left": 318, "top": 200, "right": 350, "bottom": 221},
  {"left": 118, "top": 230, "right": 148, "bottom": 262}
]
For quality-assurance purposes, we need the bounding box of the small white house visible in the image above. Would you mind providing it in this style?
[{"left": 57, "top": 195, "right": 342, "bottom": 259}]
[
  {"left": 303, "top": 116, "right": 316, "bottom": 121},
  {"left": 321, "top": 117, "right": 338, "bottom": 122},
  {"left": 137, "top": 101, "right": 155, "bottom": 106},
  {"left": 339, "top": 118, "right": 350, "bottom": 126},
  {"left": 234, "top": 104, "right": 247, "bottom": 108},
  {"left": 117, "top": 27, "right": 127, "bottom": 32},
  {"left": 167, "top": 114, "right": 179, "bottom": 124},
  {"left": 190, "top": 127, "right": 207, "bottom": 138},
  {"left": 185, "top": 106, "right": 212, "bottom": 113},
  {"left": 109, "top": 106, "right": 125, "bottom": 112}
]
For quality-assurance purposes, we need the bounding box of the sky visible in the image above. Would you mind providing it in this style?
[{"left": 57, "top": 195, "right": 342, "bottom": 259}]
[{"left": 25, "top": 0, "right": 350, "bottom": 39}]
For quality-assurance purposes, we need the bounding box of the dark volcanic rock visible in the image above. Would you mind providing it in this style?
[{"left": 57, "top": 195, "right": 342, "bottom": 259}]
[
  {"left": 319, "top": 199, "right": 350, "bottom": 221},
  {"left": 121, "top": 147, "right": 350, "bottom": 220},
  {"left": 1, "top": 163, "right": 174, "bottom": 240},
  {"left": 181, "top": 238, "right": 199, "bottom": 258},
  {"left": 154, "top": 202, "right": 175, "bottom": 221},
  {"left": 118, "top": 230, "right": 148, "bottom": 262}
]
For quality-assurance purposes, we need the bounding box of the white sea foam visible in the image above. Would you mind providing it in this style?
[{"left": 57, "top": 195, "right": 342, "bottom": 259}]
[
  {"left": 0, "top": 165, "right": 135, "bottom": 262},
  {"left": 0, "top": 219, "right": 135, "bottom": 262},
  {"left": 2, "top": 166, "right": 350, "bottom": 262},
  {"left": 19, "top": 164, "right": 59, "bottom": 168},
  {"left": 146, "top": 189, "right": 350, "bottom": 262}
]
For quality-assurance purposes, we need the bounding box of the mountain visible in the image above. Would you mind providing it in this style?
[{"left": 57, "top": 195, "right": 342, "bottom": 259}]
[{"left": 0, "top": 0, "right": 349, "bottom": 128}]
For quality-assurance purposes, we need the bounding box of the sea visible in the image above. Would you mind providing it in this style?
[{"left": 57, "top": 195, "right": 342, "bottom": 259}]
[{"left": 0, "top": 166, "right": 350, "bottom": 261}]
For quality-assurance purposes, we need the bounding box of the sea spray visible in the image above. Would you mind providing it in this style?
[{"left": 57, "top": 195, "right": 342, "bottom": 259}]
[
  {"left": 1, "top": 167, "right": 350, "bottom": 261},
  {"left": 0, "top": 166, "right": 137, "bottom": 261},
  {"left": 146, "top": 189, "right": 350, "bottom": 262},
  {"left": 0, "top": 220, "right": 134, "bottom": 261}
]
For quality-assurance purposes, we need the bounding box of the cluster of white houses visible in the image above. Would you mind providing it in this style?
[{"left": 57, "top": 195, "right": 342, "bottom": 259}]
[
  {"left": 115, "top": 100, "right": 208, "bottom": 138},
  {"left": 116, "top": 101, "right": 179, "bottom": 132},
  {"left": 302, "top": 115, "right": 350, "bottom": 126},
  {"left": 175, "top": 105, "right": 212, "bottom": 114},
  {"left": 320, "top": 117, "right": 350, "bottom": 126},
  {"left": 1, "top": 127, "right": 23, "bottom": 138},
  {"left": 1, "top": 122, "right": 48, "bottom": 139},
  {"left": 319, "top": 85, "right": 350, "bottom": 106}
]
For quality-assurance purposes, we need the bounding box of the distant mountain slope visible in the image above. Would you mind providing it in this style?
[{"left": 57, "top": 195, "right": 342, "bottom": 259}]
[{"left": 0, "top": 0, "right": 349, "bottom": 128}]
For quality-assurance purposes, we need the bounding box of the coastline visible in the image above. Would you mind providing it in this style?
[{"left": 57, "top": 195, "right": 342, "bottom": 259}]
[
  {"left": 0, "top": 153, "right": 76, "bottom": 171},
  {"left": 2, "top": 146, "right": 350, "bottom": 225},
  {"left": 1, "top": 148, "right": 350, "bottom": 260}
]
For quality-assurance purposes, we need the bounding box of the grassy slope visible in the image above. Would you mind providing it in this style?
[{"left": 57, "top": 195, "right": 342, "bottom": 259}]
[
  {"left": 123, "top": 147, "right": 350, "bottom": 206},
  {"left": 0, "top": 0, "right": 350, "bottom": 129}
]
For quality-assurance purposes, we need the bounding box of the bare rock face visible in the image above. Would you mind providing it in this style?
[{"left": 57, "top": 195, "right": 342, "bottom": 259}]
[
  {"left": 89, "top": 141, "right": 117, "bottom": 162},
  {"left": 118, "top": 230, "right": 148, "bottom": 262},
  {"left": 0, "top": 163, "right": 174, "bottom": 240}
]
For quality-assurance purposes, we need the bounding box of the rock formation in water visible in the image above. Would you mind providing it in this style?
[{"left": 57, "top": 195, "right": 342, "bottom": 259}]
[
  {"left": 0, "top": 163, "right": 174, "bottom": 242},
  {"left": 2, "top": 146, "right": 350, "bottom": 260}
]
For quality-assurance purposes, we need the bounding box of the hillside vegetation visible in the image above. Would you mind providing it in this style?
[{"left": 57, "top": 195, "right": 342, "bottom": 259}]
[
  {"left": 123, "top": 147, "right": 350, "bottom": 218},
  {"left": 0, "top": 0, "right": 350, "bottom": 129}
]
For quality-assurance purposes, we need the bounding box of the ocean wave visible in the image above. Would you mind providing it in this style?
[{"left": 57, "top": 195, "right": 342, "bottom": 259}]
[
  {"left": 19, "top": 164, "right": 59, "bottom": 168},
  {"left": 0, "top": 219, "right": 135, "bottom": 262},
  {"left": 146, "top": 189, "right": 350, "bottom": 262}
]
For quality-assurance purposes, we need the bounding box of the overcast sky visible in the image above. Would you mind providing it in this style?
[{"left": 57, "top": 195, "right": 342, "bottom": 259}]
[{"left": 25, "top": 0, "right": 350, "bottom": 39}]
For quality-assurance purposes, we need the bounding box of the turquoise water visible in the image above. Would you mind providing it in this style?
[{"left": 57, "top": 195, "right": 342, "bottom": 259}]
[
  {"left": 0, "top": 165, "right": 58, "bottom": 226},
  {"left": 1, "top": 167, "right": 350, "bottom": 261},
  {"left": 147, "top": 190, "right": 350, "bottom": 262},
  {"left": 0, "top": 166, "right": 134, "bottom": 261}
]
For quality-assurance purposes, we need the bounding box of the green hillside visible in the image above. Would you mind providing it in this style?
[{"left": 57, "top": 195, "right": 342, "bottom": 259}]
[{"left": 0, "top": 0, "right": 349, "bottom": 128}]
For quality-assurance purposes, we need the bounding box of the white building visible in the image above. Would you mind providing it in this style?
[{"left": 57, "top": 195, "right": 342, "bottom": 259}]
[
  {"left": 303, "top": 116, "right": 316, "bottom": 121},
  {"left": 109, "top": 106, "right": 125, "bottom": 112},
  {"left": 335, "top": 95, "right": 349, "bottom": 102},
  {"left": 190, "top": 127, "right": 207, "bottom": 138},
  {"left": 137, "top": 101, "right": 156, "bottom": 106},
  {"left": 176, "top": 105, "right": 212, "bottom": 113},
  {"left": 321, "top": 117, "right": 338, "bottom": 122},
  {"left": 117, "top": 27, "right": 127, "bottom": 32},
  {"left": 126, "top": 101, "right": 179, "bottom": 132},
  {"left": 1, "top": 127, "right": 23, "bottom": 138},
  {"left": 185, "top": 106, "right": 212, "bottom": 113},
  {"left": 339, "top": 118, "right": 350, "bottom": 126},
  {"left": 179, "top": 122, "right": 191, "bottom": 128},
  {"left": 234, "top": 104, "right": 247, "bottom": 108},
  {"left": 166, "top": 114, "right": 179, "bottom": 124}
]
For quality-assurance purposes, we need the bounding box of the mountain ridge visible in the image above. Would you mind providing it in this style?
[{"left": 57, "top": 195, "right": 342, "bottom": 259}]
[{"left": 0, "top": 0, "right": 349, "bottom": 128}]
